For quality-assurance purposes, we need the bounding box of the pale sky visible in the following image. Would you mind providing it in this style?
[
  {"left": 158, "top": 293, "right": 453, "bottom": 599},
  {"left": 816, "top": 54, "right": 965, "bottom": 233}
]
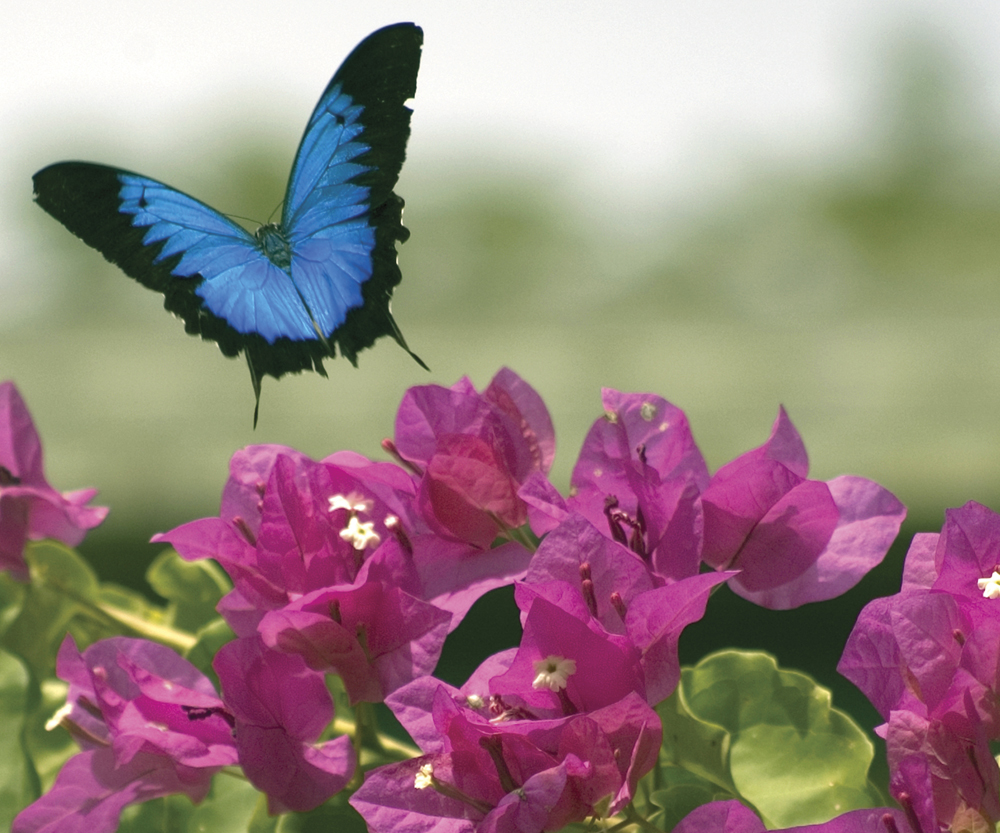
[{"left": 3, "top": 0, "right": 1000, "bottom": 320}]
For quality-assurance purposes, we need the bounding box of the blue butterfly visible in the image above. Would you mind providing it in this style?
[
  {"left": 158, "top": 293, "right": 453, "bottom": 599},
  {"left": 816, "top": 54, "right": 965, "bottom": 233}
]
[{"left": 33, "top": 23, "right": 425, "bottom": 426}]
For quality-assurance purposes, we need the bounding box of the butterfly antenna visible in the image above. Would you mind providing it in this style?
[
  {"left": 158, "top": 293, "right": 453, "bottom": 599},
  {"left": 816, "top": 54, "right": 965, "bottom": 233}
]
[{"left": 224, "top": 212, "right": 265, "bottom": 230}]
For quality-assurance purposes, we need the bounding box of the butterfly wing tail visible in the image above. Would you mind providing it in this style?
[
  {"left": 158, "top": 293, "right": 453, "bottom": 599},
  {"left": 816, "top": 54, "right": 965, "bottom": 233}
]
[
  {"left": 389, "top": 316, "right": 429, "bottom": 371},
  {"left": 245, "top": 352, "right": 263, "bottom": 429},
  {"left": 333, "top": 191, "right": 427, "bottom": 370}
]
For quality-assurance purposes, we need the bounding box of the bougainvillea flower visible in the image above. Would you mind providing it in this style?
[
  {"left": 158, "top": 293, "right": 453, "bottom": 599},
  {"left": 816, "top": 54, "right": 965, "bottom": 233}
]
[
  {"left": 213, "top": 635, "right": 355, "bottom": 813},
  {"left": 521, "top": 513, "right": 659, "bottom": 632},
  {"left": 701, "top": 407, "right": 905, "bottom": 608},
  {"left": 518, "top": 516, "right": 733, "bottom": 703},
  {"left": 389, "top": 368, "right": 554, "bottom": 549},
  {"left": 56, "top": 636, "right": 236, "bottom": 769},
  {"left": 157, "top": 446, "right": 412, "bottom": 607},
  {"left": 352, "top": 684, "right": 660, "bottom": 832},
  {"left": 883, "top": 692, "right": 1000, "bottom": 833},
  {"left": 920, "top": 501, "right": 1000, "bottom": 601},
  {"left": 839, "top": 589, "right": 1000, "bottom": 732},
  {"left": 13, "top": 635, "right": 237, "bottom": 833},
  {"left": 671, "top": 800, "right": 766, "bottom": 833},
  {"left": 13, "top": 750, "right": 216, "bottom": 833},
  {"left": 353, "top": 576, "right": 664, "bottom": 831},
  {"left": 558, "top": 389, "right": 709, "bottom": 581},
  {"left": 671, "top": 800, "right": 916, "bottom": 833},
  {"left": 840, "top": 503, "right": 1000, "bottom": 731},
  {"left": 490, "top": 595, "right": 647, "bottom": 713},
  {"left": 158, "top": 440, "right": 532, "bottom": 636},
  {"left": 0, "top": 381, "right": 107, "bottom": 581},
  {"left": 257, "top": 553, "right": 452, "bottom": 703},
  {"left": 840, "top": 503, "right": 1000, "bottom": 833},
  {"left": 218, "top": 443, "right": 313, "bottom": 540},
  {"left": 619, "top": 571, "right": 735, "bottom": 704}
]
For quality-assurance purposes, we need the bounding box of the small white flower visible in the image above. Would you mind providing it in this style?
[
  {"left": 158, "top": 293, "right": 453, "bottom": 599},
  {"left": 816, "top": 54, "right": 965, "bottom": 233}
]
[
  {"left": 532, "top": 655, "right": 577, "bottom": 692},
  {"left": 329, "top": 495, "right": 353, "bottom": 512},
  {"left": 328, "top": 493, "right": 373, "bottom": 514},
  {"left": 978, "top": 570, "right": 1000, "bottom": 599},
  {"left": 45, "top": 702, "right": 73, "bottom": 732},
  {"left": 414, "top": 763, "right": 435, "bottom": 789},
  {"left": 340, "top": 517, "right": 381, "bottom": 550}
]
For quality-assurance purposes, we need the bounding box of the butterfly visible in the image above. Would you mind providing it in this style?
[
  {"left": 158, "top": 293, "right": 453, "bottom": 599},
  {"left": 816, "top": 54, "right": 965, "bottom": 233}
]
[{"left": 33, "top": 23, "right": 426, "bottom": 426}]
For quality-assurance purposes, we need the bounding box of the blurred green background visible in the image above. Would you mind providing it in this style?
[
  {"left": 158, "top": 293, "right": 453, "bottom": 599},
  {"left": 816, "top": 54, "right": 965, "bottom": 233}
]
[{"left": 4, "top": 5, "right": 1000, "bottom": 790}]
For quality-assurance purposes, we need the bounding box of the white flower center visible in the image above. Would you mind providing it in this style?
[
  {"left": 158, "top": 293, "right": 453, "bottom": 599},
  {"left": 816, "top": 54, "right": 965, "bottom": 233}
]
[
  {"left": 340, "top": 517, "right": 381, "bottom": 550},
  {"left": 329, "top": 493, "right": 373, "bottom": 514},
  {"left": 978, "top": 570, "right": 1000, "bottom": 599},
  {"left": 532, "top": 655, "right": 577, "bottom": 691},
  {"left": 414, "top": 763, "right": 435, "bottom": 789}
]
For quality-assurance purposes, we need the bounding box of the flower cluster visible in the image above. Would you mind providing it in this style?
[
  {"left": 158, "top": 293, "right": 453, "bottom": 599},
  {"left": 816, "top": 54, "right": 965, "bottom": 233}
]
[
  {"left": 150, "top": 367, "right": 558, "bottom": 812},
  {"left": 680, "top": 503, "right": 1000, "bottom": 833},
  {"left": 9, "top": 370, "right": 909, "bottom": 832},
  {"left": 672, "top": 799, "right": 916, "bottom": 833},
  {"left": 15, "top": 636, "right": 238, "bottom": 833},
  {"left": 839, "top": 501, "right": 1000, "bottom": 832}
]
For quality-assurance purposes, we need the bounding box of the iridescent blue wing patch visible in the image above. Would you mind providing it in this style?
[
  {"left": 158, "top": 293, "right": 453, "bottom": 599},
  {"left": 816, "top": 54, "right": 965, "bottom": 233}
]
[{"left": 33, "top": 23, "right": 425, "bottom": 425}]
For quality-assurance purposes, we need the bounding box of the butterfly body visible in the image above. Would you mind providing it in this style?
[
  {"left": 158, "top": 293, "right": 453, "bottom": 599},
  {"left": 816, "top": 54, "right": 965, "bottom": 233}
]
[{"left": 33, "top": 23, "right": 425, "bottom": 425}]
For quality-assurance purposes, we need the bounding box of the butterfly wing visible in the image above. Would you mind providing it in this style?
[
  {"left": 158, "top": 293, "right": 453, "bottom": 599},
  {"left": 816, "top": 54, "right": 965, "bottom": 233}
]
[
  {"left": 32, "top": 23, "right": 424, "bottom": 424},
  {"left": 279, "top": 22, "right": 424, "bottom": 368},
  {"left": 32, "top": 162, "right": 314, "bottom": 348},
  {"left": 31, "top": 162, "right": 328, "bottom": 425}
]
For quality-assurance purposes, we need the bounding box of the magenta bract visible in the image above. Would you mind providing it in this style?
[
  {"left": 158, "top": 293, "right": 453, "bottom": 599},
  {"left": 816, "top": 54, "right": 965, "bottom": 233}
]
[
  {"left": 702, "top": 407, "right": 905, "bottom": 608},
  {"left": 214, "top": 635, "right": 356, "bottom": 813},
  {"left": 0, "top": 381, "right": 107, "bottom": 580},
  {"left": 392, "top": 368, "right": 554, "bottom": 549}
]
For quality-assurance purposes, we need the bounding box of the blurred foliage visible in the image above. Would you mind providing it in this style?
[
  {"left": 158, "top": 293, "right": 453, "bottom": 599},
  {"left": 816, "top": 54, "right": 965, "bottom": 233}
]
[{"left": 1, "top": 31, "right": 997, "bottom": 742}]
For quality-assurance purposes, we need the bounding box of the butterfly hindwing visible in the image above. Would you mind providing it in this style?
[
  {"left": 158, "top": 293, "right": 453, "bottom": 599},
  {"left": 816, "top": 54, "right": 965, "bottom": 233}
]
[{"left": 32, "top": 23, "right": 424, "bottom": 424}]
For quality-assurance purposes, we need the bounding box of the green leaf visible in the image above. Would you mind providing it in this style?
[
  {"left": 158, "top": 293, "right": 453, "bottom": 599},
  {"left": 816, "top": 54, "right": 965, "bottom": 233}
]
[
  {"left": 146, "top": 549, "right": 231, "bottom": 633},
  {"left": 248, "top": 792, "right": 280, "bottom": 833},
  {"left": 1, "top": 542, "right": 102, "bottom": 681},
  {"left": 185, "top": 618, "right": 235, "bottom": 689},
  {"left": 681, "top": 650, "right": 880, "bottom": 827},
  {"left": 100, "top": 582, "right": 166, "bottom": 621},
  {"left": 186, "top": 775, "right": 265, "bottom": 832},
  {"left": 657, "top": 683, "right": 737, "bottom": 796},
  {"left": 275, "top": 789, "right": 369, "bottom": 833},
  {"left": 118, "top": 794, "right": 193, "bottom": 832},
  {"left": 0, "top": 573, "right": 26, "bottom": 637},
  {"left": 22, "top": 677, "right": 77, "bottom": 794},
  {"left": 117, "top": 774, "right": 261, "bottom": 833},
  {"left": 0, "top": 650, "right": 31, "bottom": 832},
  {"left": 649, "top": 779, "right": 724, "bottom": 832},
  {"left": 25, "top": 540, "right": 101, "bottom": 600}
]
